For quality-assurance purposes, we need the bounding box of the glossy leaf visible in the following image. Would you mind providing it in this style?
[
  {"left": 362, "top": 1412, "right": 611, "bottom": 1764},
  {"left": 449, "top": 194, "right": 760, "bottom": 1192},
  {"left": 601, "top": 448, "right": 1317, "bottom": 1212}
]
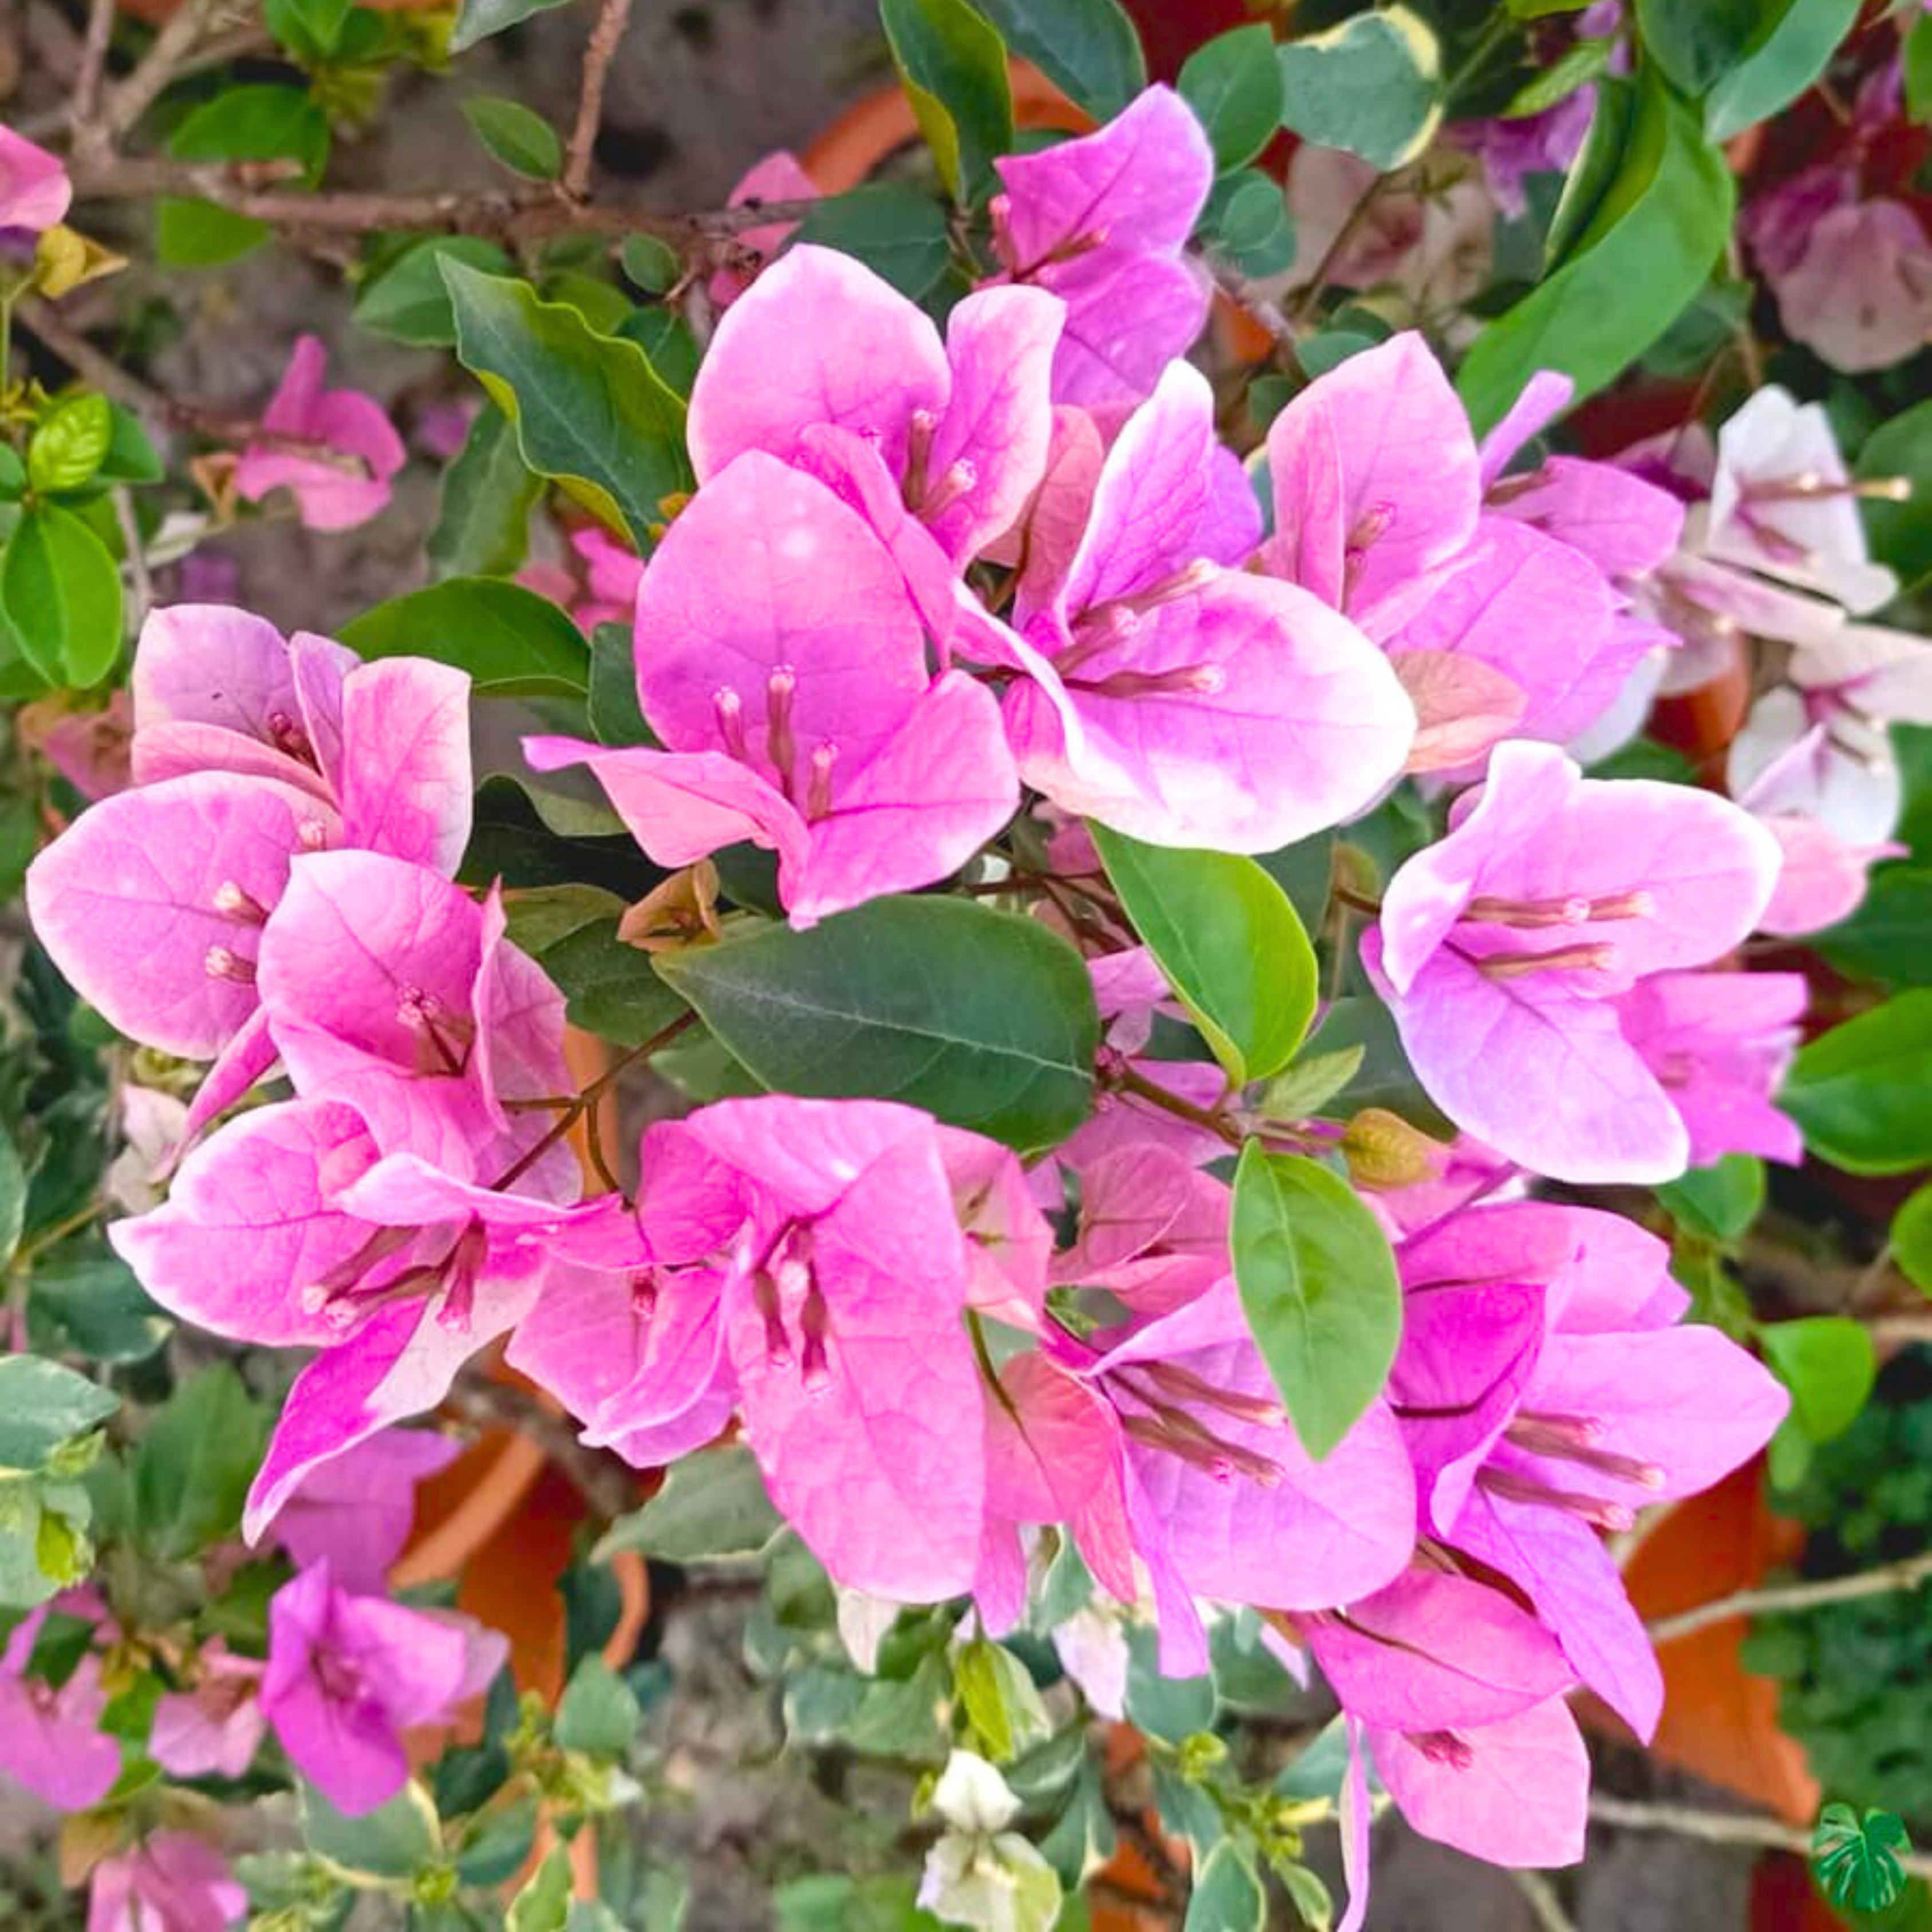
[
  {"left": 1179, "top": 25, "right": 1281, "bottom": 172},
  {"left": 973, "top": 0, "right": 1145, "bottom": 121},
  {"left": 1, "top": 503, "right": 123, "bottom": 688},
  {"left": 657, "top": 897, "right": 1099, "bottom": 1153},
  {"left": 795, "top": 183, "right": 954, "bottom": 301},
  {"left": 1093, "top": 824, "right": 1317, "bottom": 1085},
  {"left": 1813, "top": 1805, "right": 1913, "bottom": 1917},
  {"left": 1459, "top": 71, "right": 1733, "bottom": 433},
  {"left": 1230, "top": 1145, "right": 1401, "bottom": 1459},
  {"left": 449, "top": 0, "right": 573, "bottom": 53},
  {"left": 463, "top": 96, "right": 564, "bottom": 181},
  {"left": 588, "top": 621, "right": 651, "bottom": 746},
  {"left": 1781, "top": 991, "right": 1932, "bottom": 1175},
  {"left": 159, "top": 85, "right": 329, "bottom": 267},
  {"left": 27, "top": 394, "right": 113, "bottom": 495},
  {"left": 427, "top": 403, "right": 540, "bottom": 581},
  {"left": 535, "top": 918, "right": 689, "bottom": 1046},
  {"left": 1760, "top": 1317, "right": 1875, "bottom": 1445},
  {"left": 341, "top": 575, "right": 586, "bottom": 698},
  {"left": 880, "top": 0, "right": 1014, "bottom": 202},
  {"left": 1277, "top": 7, "right": 1443, "bottom": 172},
  {"left": 1636, "top": 0, "right": 1769, "bottom": 97},
  {"left": 442, "top": 260, "right": 691, "bottom": 551},
  {"left": 1814, "top": 867, "right": 1932, "bottom": 989},
  {"left": 1504, "top": 35, "right": 1613, "bottom": 119},
  {"left": 1705, "top": 0, "right": 1860, "bottom": 141},
  {"left": 355, "top": 236, "right": 515, "bottom": 347},
  {"left": 1657, "top": 1155, "right": 1766, "bottom": 1243},
  {"left": 1892, "top": 1182, "right": 1932, "bottom": 1295}
]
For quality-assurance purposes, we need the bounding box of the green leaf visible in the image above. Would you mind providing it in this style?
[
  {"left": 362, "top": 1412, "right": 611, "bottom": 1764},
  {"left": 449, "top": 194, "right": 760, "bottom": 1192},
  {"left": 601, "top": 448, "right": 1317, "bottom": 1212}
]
[
  {"left": 1781, "top": 990, "right": 1932, "bottom": 1175},
  {"left": 1, "top": 504, "right": 123, "bottom": 686},
  {"left": 356, "top": 237, "right": 516, "bottom": 347},
  {"left": 0, "top": 1358, "right": 117, "bottom": 1476},
  {"left": 0, "top": 1134, "right": 23, "bottom": 1266},
  {"left": 619, "top": 234, "right": 680, "bottom": 295},
  {"left": 1856, "top": 400, "right": 1932, "bottom": 595},
  {"left": 341, "top": 577, "right": 588, "bottom": 697},
  {"left": 1813, "top": 1804, "right": 1913, "bottom": 1917},
  {"left": 450, "top": 0, "right": 572, "bottom": 50},
  {"left": 1705, "top": 0, "right": 1860, "bottom": 140},
  {"left": 1635, "top": 0, "right": 1768, "bottom": 97},
  {"left": 970, "top": 0, "right": 1145, "bottom": 120},
  {"left": 1503, "top": 35, "right": 1613, "bottom": 118},
  {"left": 1179, "top": 25, "right": 1281, "bottom": 172},
  {"left": 655, "top": 898, "right": 1099, "bottom": 1153},
  {"left": 1656, "top": 1155, "right": 1766, "bottom": 1243},
  {"left": 507, "top": 1848, "right": 574, "bottom": 1932},
  {"left": 1230, "top": 1144, "right": 1401, "bottom": 1459},
  {"left": 955, "top": 1639, "right": 1051, "bottom": 1763},
  {"left": 1814, "top": 865, "right": 1932, "bottom": 987},
  {"left": 1123, "top": 1625, "right": 1215, "bottom": 1743},
  {"left": 427, "top": 403, "right": 540, "bottom": 580},
  {"left": 554, "top": 1656, "right": 641, "bottom": 1756},
  {"left": 795, "top": 183, "right": 954, "bottom": 301},
  {"left": 1761, "top": 1317, "right": 1875, "bottom": 1445},
  {"left": 27, "top": 394, "right": 113, "bottom": 495},
  {"left": 1254, "top": 1045, "right": 1365, "bottom": 1124},
  {"left": 442, "top": 262, "right": 690, "bottom": 552},
  {"left": 97, "top": 407, "right": 163, "bottom": 485},
  {"left": 463, "top": 96, "right": 564, "bottom": 181},
  {"left": 1893, "top": 1182, "right": 1932, "bottom": 1294},
  {"left": 536, "top": 919, "right": 689, "bottom": 1045},
  {"left": 588, "top": 619, "right": 651, "bottom": 746},
  {"left": 1093, "top": 824, "right": 1317, "bottom": 1086},
  {"left": 1200, "top": 169, "right": 1297, "bottom": 277},
  {"left": 264, "top": 0, "right": 355, "bottom": 60},
  {"left": 1185, "top": 1842, "right": 1266, "bottom": 1932},
  {"left": 1457, "top": 71, "right": 1734, "bottom": 434},
  {"left": 303, "top": 1779, "right": 441, "bottom": 1880},
  {"left": 1910, "top": 11, "right": 1932, "bottom": 125},
  {"left": 26, "top": 1240, "right": 172, "bottom": 1363},
  {"left": 133, "top": 1366, "right": 266, "bottom": 1559},
  {"left": 0, "top": 445, "right": 25, "bottom": 499},
  {"left": 1277, "top": 7, "right": 1443, "bottom": 172},
  {"left": 595, "top": 1444, "right": 783, "bottom": 1563},
  {"left": 160, "top": 85, "right": 330, "bottom": 267},
  {"left": 461, "top": 773, "right": 662, "bottom": 897},
  {"left": 880, "top": 0, "right": 1015, "bottom": 202}
]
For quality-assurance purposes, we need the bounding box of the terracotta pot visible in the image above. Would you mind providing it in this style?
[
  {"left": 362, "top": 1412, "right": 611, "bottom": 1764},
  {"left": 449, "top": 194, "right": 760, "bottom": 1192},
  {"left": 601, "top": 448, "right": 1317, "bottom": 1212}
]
[{"left": 1614, "top": 1460, "right": 1819, "bottom": 1826}]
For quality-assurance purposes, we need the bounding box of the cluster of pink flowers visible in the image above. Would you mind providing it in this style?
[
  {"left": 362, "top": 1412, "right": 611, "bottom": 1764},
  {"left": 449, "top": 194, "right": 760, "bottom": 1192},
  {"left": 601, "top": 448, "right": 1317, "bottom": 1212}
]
[{"left": 26, "top": 81, "right": 1887, "bottom": 1910}]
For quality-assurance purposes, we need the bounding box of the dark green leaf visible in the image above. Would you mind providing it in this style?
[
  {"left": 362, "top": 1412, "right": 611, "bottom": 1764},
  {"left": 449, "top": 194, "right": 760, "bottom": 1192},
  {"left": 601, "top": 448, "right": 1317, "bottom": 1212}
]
[
  {"left": 880, "top": 0, "right": 1015, "bottom": 202},
  {"left": 1656, "top": 1155, "right": 1766, "bottom": 1243},
  {"left": 26, "top": 1240, "right": 172, "bottom": 1362},
  {"left": 1179, "top": 25, "right": 1281, "bottom": 172},
  {"left": 1705, "top": 0, "right": 1860, "bottom": 141},
  {"left": 795, "top": 183, "right": 954, "bottom": 301},
  {"left": 0, "top": 445, "right": 25, "bottom": 499},
  {"left": 0, "top": 1357, "right": 117, "bottom": 1475},
  {"left": 655, "top": 898, "right": 1099, "bottom": 1153},
  {"left": 594, "top": 1444, "right": 782, "bottom": 1563},
  {"left": 1503, "top": 35, "right": 1613, "bottom": 118},
  {"left": 133, "top": 1366, "right": 266, "bottom": 1559},
  {"left": 554, "top": 1656, "right": 641, "bottom": 1756},
  {"left": 1815, "top": 866, "right": 1932, "bottom": 988},
  {"left": 1093, "top": 825, "right": 1317, "bottom": 1085},
  {"left": 619, "top": 234, "right": 679, "bottom": 295},
  {"left": 1781, "top": 990, "right": 1932, "bottom": 1175},
  {"left": 1893, "top": 1182, "right": 1932, "bottom": 1294},
  {"left": 427, "top": 403, "right": 540, "bottom": 580},
  {"left": 27, "top": 394, "right": 113, "bottom": 495},
  {"left": 1761, "top": 1317, "right": 1874, "bottom": 1445},
  {"left": 442, "top": 262, "right": 691, "bottom": 552},
  {"left": 1, "top": 503, "right": 123, "bottom": 686},
  {"left": 341, "top": 577, "right": 588, "bottom": 696},
  {"left": 97, "top": 407, "right": 163, "bottom": 485},
  {"left": 1458, "top": 70, "right": 1734, "bottom": 434},
  {"left": 1201, "top": 169, "right": 1296, "bottom": 276},
  {"left": 461, "top": 774, "right": 663, "bottom": 896},
  {"left": 160, "top": 85, "right": 330, "bottom": 268},
  {"left": 355, "top": 237, "right": 515, "bottom": 347},
  {"left": 1813, "top": 1804, "right": 1912, "bottom": 1915},
  {"left": 1231, "top": 1144, "right": 1401, "bottom": 1459},
  {"left": 588, "top": 619, "right": 651, "bottom": 746},
  {"left": 0, "top": 1134, "right": 23, "bottom": 1266},
  {"left": 450, "top": 0, "right": 572, "bottom": 51},
  {"left": 536, "top": 919, "right": 688, "bottom": 1046},
  {"left": 1277, "top": 7, "right": 1443, "bottom": 172},
  {"left": 1635, "top": 0, "right": 1768, "bottom": 97},
  {"left": 463, "top": 96, "right": 564, "bottom": 181},
  {"left": 1857, "top": 400, "right": 1932, "bottom": 595},
  {"left": 971, "top": 0, "right": 1145, "bottom": 120}
]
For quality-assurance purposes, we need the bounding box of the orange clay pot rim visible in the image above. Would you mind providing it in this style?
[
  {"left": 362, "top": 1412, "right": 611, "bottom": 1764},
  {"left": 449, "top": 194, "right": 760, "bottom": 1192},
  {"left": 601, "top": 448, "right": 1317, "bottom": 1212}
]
[{"left": 390, "top": 1429, "right": 550, "bottom": 1590}]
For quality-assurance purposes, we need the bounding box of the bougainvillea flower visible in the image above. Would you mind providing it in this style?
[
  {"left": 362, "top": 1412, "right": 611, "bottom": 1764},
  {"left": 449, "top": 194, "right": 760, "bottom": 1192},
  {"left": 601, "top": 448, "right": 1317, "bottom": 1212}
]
[
  {"left": 965, "top": 359, "right": 1414, "bottom": 851},
  {"left": 235, "top": 335, "right": 406, "bottom": 532},
  {"left": 986, "top": 86, "right": 1212, "bottom": 408},
  {"left": 1393, "top": 1201, "right": 1788, "bottom": 1735},
  {"left": 0, "top": 124, "right": 72, "bottom": 233},
  {"left": 1452, "top": 89, "right": 1594, "bottom": 219},
  {"left": 1366, "top": 741, "right": 1782, "bottom": 1183},
  {"left": 688, "top": 243, "right": 1063, "bottom": 569},
  {"left": 527, "top": 452, "right": 1018, "bottom": 926},
  {"left": 1704, "top": 388, "right": 1898, "bottom": 614},
  {"left": 17, "top": 690, "right": 133, "bottom": 800},
  {"left": 0, "top": 1603, "right": 121, "bottom": 1810},
  {"left": 708, "top": 148, "right": 820, "bottom": 307},
  {"left": 567, "top": 526, "right": 645, "bottom": 634},
  {"left": 1049, "top": 1141, "right": 1230, "bottom": 1315},
  {"left": 1614, "top": 970, "right": 1807, "bottom": 1167},
  {"left": 254, "top": 851, "right": 569, "bottom": 1176},
  {"left": 270, "top": 1427, "right": 462, "bottom": 1592},
  {"left": 149, "top": 1642, "right": 266, "bottom": 1779},
  {"left": 86, "top": 1832, "right": 247, "bottom": 1932},
  {"left": 982, "top": 1281, "right": 1416, "bottom": 1674},
  {"left": 261, "top": 1559, "right": 505, "bottom": 1814},
  {"left": 1263, "top": 332, "right": 1483, "bottom": 643}
]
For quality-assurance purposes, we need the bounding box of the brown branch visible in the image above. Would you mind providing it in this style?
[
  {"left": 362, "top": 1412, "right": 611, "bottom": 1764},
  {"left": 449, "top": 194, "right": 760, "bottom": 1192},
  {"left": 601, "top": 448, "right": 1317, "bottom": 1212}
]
[
  {"left": 69, "top": 0, "right": 118, "bottom": 153},
  {"left": 69, "top": 152, "right": 821, "bottom": 251},
  {"left": 105, "top": 0, "right": 227, "bottom": 139},
  {"left": 563, "top": 0, "right": 637, "bottom": 202},
  {"left": 1587, "top": 1795, "right": 1932, "bottom": 1878},
  {"left": 1647, "top": 1547, "right": 1932, "bottom": 1646}
]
